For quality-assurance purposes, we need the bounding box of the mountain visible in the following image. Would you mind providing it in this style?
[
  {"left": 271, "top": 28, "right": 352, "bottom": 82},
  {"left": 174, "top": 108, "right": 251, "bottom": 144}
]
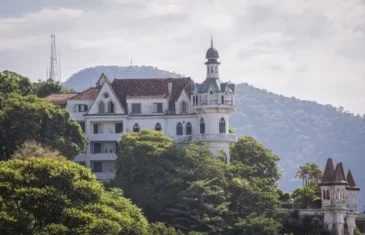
[
  {"left": 63, "top": 65, "right": 183, "bottom": 91},
  {"left": 65, "top": 66, "right": 365, "bottom": 207}
]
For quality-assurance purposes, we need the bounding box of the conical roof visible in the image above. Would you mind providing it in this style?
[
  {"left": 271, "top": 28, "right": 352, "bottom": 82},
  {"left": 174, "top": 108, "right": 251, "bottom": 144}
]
[
  {"left": 347, "top": 170, "right": 360, "bottom": 191},
  {"left": 333, "top": 163, "right": 348, "bottom": 185},
  {"left": 320, "top": 158, "right": 335, "bottom": 184}
]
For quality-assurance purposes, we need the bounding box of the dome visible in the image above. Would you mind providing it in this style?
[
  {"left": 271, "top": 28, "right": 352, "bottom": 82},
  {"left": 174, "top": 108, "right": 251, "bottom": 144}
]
[{"left": 206, "top": 46, "right": 219, "bottom": 59}]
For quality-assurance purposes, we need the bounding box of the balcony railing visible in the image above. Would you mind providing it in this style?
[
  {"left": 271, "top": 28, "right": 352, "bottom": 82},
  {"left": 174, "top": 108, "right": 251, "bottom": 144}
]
[
  {"left": 172, "top": 134, "right": 237, "bottom": 144},
  {"left": 193, "top": 100, "right": 235, "bottom": 108},
  {"left": 93, "top": 172, "right": 115, "bottom": 181},
  {"left": 89, "top": 153, "right": 117, "bottom": 161},
  {"left": 88, "top": 133, "right": 122, "bottom": 141}
]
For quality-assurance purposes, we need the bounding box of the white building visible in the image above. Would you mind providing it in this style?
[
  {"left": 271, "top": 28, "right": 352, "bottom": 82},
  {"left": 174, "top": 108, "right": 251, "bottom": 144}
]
[{"left": 47, "top": 42, "right": 236, "bottom": 181}]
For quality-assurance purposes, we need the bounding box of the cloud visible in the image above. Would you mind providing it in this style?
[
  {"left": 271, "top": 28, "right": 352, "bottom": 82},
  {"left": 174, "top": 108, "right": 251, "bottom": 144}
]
[{"left": 0, "top": 0, "right": 364, "bottom": 114}]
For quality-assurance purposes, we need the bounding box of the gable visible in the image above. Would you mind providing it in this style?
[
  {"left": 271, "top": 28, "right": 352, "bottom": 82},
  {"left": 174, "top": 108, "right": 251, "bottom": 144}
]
[{"left": 87, "top": 81, "right": 125, "bottom": 115}]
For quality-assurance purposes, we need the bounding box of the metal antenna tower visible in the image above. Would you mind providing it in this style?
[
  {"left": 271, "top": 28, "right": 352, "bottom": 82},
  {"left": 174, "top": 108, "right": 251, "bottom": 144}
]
[{"left": 48, "top": 34, "right": 60, "bottom": 81}]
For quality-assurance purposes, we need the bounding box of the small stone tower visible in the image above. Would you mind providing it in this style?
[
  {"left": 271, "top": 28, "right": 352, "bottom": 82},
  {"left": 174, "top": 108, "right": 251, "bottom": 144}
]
[
  {"left": 191, "top": 38, "right": 236, "bottom": 162},
  {"left": 320, "top": 158, "right": 360, "bottom": 235}
]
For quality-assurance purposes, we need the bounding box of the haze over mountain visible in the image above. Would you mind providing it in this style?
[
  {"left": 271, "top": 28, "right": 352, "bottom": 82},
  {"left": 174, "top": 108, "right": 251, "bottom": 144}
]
[{"left": 65, "top": 65, "right": 365, "bottom": 208}]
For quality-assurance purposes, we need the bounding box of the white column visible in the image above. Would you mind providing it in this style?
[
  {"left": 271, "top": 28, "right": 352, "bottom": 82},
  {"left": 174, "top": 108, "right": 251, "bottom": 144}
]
[
  {"left": 85, "top": 120, "right": 91, "bottom": 168},
  {"left": 347, "top": 215, "right": 357, "bottom": 235},
  {"left": 335, "top": 223, "right": 343, "bottom": 235}
]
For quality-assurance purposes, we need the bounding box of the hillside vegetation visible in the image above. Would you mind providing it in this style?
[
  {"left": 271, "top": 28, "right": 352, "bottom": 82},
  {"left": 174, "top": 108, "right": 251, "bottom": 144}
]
[{"left": 64, "top": 66, "right": 365, "bottom": 207}]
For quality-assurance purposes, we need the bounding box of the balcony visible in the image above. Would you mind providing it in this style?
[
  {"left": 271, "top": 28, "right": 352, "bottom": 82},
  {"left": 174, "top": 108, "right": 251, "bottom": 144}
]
[
  {"left": 172, "top": 134, "right": 237, "bottom": 144},
  {"left": 87, "top": 133, "right": 122, "bottom": 141},
  {"left": 89, "top": 153, "right": 117, "bottom": 161},
  {"left": 192, "top": 100, "right": 235, "bottom": 110},
  {"left": 93, "top": 171, "right": 115, "bottom": 181}
]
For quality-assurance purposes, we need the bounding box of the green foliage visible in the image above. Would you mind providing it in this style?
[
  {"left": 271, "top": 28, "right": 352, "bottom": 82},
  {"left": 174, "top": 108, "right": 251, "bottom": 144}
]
[
  {"left": 280, "top": 210, "right": 331, "bottom": 235},
  {"left": 296, "top": 163, "right": 323, "bottom": 187},
  {"left": 0, "top": 93, "right": 87, "bottom": 160},
  {"left": 115, "top": 131, "right": 282, "bottom": 235},
  {"left": 0, "top": 157, "right": 152, "bottom": 235},
  {"left": 233, "top": 213, "right": 282, "bottom": 235},
  {"left": 149, "top": 222, "right": 184, "bottom": 235},
  {"left": 33, "top": 78, "right": 75, "bottom": 98},
  {"left": 291, "top": 187, "right": 320, "bottom": 209},
  {"left": 230, "top": 137, "right": 280, "bottom": 181}
]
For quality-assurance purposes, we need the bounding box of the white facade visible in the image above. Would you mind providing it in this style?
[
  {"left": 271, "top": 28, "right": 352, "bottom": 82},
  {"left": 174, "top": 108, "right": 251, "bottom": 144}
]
[{"left": 62, "top": 43, "right": 236, "bottom": 181}]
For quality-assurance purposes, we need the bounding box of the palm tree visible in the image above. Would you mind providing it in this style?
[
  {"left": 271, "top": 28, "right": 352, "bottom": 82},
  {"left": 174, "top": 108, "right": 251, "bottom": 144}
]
[{"left": 296, "top": 164, "right": 310, "bottom": 187}]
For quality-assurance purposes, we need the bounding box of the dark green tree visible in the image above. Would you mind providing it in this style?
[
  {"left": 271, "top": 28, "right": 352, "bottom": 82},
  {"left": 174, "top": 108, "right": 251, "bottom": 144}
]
[
  {"left": 0, "top": 93, "right": 87, "bottom": 160},
  {"left": 33, "top": 78, "right": 75, "bottom": 98}
]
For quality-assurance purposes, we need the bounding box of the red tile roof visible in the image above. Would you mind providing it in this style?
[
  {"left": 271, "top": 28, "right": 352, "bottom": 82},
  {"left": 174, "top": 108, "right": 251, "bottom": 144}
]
[
  {"left": 69, "top": 87, "right": 100, "bottom": 100},
  {"left": 111, "top": 77, "right": 192, "bottom": 113},
  {"left": 45, "top": 93, "right": 76, "bottom": 103}
]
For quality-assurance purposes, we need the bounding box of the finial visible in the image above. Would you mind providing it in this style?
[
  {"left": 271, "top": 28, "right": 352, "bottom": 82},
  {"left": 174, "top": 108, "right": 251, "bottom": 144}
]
[{"left": 210, "top": 30, "right": 213, "bottom": 47}]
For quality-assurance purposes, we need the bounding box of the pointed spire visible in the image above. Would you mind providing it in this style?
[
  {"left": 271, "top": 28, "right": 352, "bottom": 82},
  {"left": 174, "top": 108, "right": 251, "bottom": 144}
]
[
  {"left": 96, "top": 73, "right": 110, "bottom": 86},
  {"left": 321, "top": 158, "right": 335, "bottom": 183},
  {"left": 347, "top": 170, "right": 360, "bottom": 190},
  {"left": 210, "top": 30, "right": 213, "bottom": 47},
  {"left": 333, "top": 163, "right": 347, "bottom": 184},
  {"left": 338, "top": 162, "right": 347, "bottom": 181}
]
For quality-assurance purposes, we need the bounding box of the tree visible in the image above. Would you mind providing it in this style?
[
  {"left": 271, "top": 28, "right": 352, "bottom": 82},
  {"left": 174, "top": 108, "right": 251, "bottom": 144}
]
[
  {"left": 296, "top": 163, "right": 323, "bottom": 187},
  {"left": 233, "top": 213, "right": 282, "bottom": 235},
  {"left": 33, "top": 79, "right": 75, "bottom": 98},
  {"left": 115, "top": 129, "right": 185, "bottom": 221},
  {"left": 291, "top": 187, "right": 319, "bottom": 209},
  {"left": 0, "top": 93, "right": 87, "bottom": 160},
  {"left": 230, "top": 137, "right": 280, "bottom": 182},
  {"left": 11, "top": 140, "right": 64, "bottom": 160},
  {"left": 0, "top": 157, "right": 153, "bottom": 235}
]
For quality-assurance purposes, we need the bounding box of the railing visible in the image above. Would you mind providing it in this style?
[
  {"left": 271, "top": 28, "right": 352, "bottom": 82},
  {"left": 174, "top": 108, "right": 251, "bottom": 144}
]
[
  {"left": 193, "top": 100, "right": 234, "bottom": 107},
  {"left": 87, "top": 133, "right": 122, "bottom": 141},
  {"left": 89, "top": 153, "right": 117, "bottom": 161},
  {"left": 172, "top": 134, "right": 237, "bottom": 144},
  {"left": 93, "top": 172, "right": 115, "bottom": 181}
]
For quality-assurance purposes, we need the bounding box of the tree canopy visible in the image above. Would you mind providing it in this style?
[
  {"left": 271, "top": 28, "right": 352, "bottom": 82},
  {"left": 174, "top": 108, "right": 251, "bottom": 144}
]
[
  {"left": 115, "top": 130, "right": 283, "bottom": 235},
  {"left": 0, "top": 157, "right": 182, "bottom": 235},
  {"left": 0, "top": 93, "right": 87, "bottom": 160}
]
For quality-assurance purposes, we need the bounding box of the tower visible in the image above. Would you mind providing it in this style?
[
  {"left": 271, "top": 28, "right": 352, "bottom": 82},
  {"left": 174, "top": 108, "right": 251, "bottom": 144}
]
[
  {"left": 48, "top": 34, "right": 60, "bottom": 81},
  {"left": 191, "top": 37, "right": 236, "bottom": 162},
  {"left": 320, "top": 159, "right": 360, "bottom": 235}
]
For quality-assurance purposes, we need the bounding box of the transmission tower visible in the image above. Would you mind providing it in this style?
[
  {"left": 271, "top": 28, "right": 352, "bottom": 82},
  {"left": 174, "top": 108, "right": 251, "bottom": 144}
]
[{"left": 48, "top": 34, "right": 61, "bottom": 81}]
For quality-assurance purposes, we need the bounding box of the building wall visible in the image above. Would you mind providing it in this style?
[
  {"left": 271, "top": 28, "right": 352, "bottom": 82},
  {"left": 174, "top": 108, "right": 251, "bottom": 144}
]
[
  {"left": 67, "top": 99, "right": 94, "bottom": 121},
  {"left": 126, "top": 97, "right": 169, "bottom": 115}
]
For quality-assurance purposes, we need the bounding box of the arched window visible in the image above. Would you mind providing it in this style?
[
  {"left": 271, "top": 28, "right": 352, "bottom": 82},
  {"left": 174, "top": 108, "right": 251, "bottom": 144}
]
[
  {"left": 176, "top": 122, "right": 183, "bottom": 135},
  {"left": 98, "top": 101, "right": 105, "bottom": 113},
  {"left": 108, "top": 101, "right": 114, "bottom": 113},
  {"left": 327, "top": 189, "right": 330, "bottom": 200},
  {"left": 219, "top": 118, "right": 226, "bottom": 133},
  {"left": 186, "top": 122, "right": 192, "bottom": 135},
  {"left": 200, "top": 118, "right": 205, "bottom": 134},
  {"left": 155, "top": 123, "right": 161, "bottom": 131},
  {"left": 181, "top": 101, "right": 187, "bottom": 113},
  {"left": 133, "top": 123, "right": 140, "bottom": 132},
  {"left": 323, "top": 190, "right": 326, "bottom": 199}
]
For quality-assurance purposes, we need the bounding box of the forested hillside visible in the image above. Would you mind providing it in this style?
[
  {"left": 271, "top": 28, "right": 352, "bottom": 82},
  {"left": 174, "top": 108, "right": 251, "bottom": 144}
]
[
  {"left": 64, "top": 66, "right": 365, "bottom": 207},
  {"left": 231, "top": 84, "right": 365, "bottom": 206}
]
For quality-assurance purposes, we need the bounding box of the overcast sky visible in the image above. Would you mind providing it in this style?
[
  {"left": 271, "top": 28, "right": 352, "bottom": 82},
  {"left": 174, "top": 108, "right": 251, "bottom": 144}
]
[{"left": 1, "top": 0, "right": 364, "bottom": 114}]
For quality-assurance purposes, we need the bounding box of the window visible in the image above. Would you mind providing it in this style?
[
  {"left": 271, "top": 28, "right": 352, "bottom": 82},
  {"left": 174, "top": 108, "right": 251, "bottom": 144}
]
[
  {"left": 186, "top": 122, "right": 192, "bottom": 135},
  {"left": 92, "top": 161, "right": 102, "bottom": 172},
  {"left": 108, "top": 101, "right": 114, "bottom": 113},
  {"left": 78, "top": 104, "right": 88, "bottom": 112},
  {"left": 78, "top": 121, "right": 86, "bottom": 133},
  {"left": 155, "top": 123, "right": 161, "bottom": 131},
  {"left": 153, "top": 103, "right": 163, "bottom": 113},
  {"left": 98, "top": 101, "right": 105, "bottom": 113},
  {"left": 176, "top": 122, "right": 183, "bottom": 135},
  {"left": 115, "top": 123, "right": 123, "bottom": 133},
  {"left": 219, "top": 118, "right": 226, "bottom": 133},
  {"left": 103, "top": 92, "right": 109, "bottom": 99},
  {"left": 327, "top": 190, "right": 330, "bottom": 200},
  {"left": 133, "top": 123, "right": 140, "bottom": 132},
  {"left": 181, "top": 101, "right": 187, "bottom": 113},
  {"left": 131, "top": 103, "right": 141, "bottom": 114},
  {"left": 93, "top": 143, "right": 102, "bottom": 154},
  {"left": 93, "top": 123, "right": 101, "bottom": 134},
  {"left": 200, "top": 118, "right": 205, "bottom": 134},
  {"left": 221, "top": 95, "right": 224, "bottom": 104}
]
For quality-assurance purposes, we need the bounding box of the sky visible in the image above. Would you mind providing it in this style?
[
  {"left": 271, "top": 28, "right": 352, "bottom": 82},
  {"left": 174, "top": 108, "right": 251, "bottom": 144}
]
[{"left": 0, "top": 0, "right": 364, "bottom": 114}]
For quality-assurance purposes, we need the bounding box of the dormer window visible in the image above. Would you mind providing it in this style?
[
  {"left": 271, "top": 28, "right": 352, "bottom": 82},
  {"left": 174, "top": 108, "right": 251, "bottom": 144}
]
[
  {"left": 153, "top": 103, "right": 163, "bottom": 113},
  {"left": 98, "top": 101, "right": 105, "bottom": 113},
  {"left": 131, "top": 103, "right": 141, "bottom": 114},
  {"left": 75, "top": 104, "right": 88, "bottom": 112},
  {"left": 108, "top": 101, "right": 114, "bottom": 113},
  {"left": 181, "top": 101, "right": 187, "bottom": 113}
]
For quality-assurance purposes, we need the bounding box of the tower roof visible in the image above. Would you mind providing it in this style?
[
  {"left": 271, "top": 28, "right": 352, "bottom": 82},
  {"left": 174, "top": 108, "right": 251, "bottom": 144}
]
[
  {"left": 205, "top": 36, "right": 219, "bottom": 60},
  {"left": 333, "top": 163, "right": 348, "bottom": 185},
  {"left": 347, "top": 170, "right": 360, "bottom": 191},
  {"left": 321, "top": 158, "right": 335, "bottom": 184}
]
